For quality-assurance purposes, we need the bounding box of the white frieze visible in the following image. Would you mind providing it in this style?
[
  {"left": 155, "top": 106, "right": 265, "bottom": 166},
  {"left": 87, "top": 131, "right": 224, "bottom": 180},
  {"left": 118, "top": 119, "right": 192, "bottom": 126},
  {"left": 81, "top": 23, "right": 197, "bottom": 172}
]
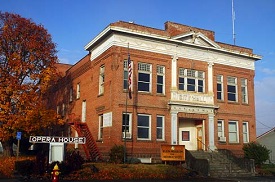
[
  {"left": 170, "top": 105, "right": 214, "bottom": 115},
  {"left": 171, "top": 91, "right": 214, "bottom": 105}
]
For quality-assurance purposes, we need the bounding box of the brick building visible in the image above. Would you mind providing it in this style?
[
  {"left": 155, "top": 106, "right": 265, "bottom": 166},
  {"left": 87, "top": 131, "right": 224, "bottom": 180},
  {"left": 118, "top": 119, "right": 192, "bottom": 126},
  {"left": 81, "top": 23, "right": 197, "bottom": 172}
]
[{"left": 48, "top": 21, "right": 261, "bottom": 161}]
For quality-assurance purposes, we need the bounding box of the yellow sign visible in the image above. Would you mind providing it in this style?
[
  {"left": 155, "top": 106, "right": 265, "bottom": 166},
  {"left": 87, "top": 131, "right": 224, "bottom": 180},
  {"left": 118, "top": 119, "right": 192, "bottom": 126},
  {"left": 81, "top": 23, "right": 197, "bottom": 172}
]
[{"left": 161, "top": 145, "right": 185, "bottom": 161}]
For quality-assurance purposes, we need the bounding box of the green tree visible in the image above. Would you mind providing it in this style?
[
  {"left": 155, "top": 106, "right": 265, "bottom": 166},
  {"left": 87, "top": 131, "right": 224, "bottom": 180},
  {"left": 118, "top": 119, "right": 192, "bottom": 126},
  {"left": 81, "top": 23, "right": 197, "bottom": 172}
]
[
  {"left": 0, "top": 12, "right": 63, "bottom": 156},
  {"left": 243, "top": 142, "right": 270, "bottom": 167}
]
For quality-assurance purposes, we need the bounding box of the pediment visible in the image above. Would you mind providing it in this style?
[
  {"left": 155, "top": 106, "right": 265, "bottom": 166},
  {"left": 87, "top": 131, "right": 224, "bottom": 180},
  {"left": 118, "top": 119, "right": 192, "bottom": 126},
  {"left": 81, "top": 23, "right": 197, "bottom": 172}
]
[{"left": 172, "top": 32, "right": 221, "bottom": 49}]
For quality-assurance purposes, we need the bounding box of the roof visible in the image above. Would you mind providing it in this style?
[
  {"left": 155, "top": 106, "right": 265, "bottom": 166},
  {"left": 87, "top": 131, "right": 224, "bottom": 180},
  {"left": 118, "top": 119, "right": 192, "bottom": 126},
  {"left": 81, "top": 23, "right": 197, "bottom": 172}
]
[{"left": 257, "top": 127, "right": 275, "bottom": 139}]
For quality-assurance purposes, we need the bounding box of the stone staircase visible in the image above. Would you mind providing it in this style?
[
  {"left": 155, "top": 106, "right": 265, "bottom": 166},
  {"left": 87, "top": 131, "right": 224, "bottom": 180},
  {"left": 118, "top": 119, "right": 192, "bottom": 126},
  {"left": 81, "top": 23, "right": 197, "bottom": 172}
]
[{"left": 188, "top": 150, "right": 254, "bottom": 178}]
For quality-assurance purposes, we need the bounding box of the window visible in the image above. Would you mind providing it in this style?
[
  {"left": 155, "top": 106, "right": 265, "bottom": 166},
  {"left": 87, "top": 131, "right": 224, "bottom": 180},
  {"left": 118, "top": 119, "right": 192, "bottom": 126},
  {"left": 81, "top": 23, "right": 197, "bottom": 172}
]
[
  {"left": 182, "top": 131, "right": 190, "bottom": 141},
  {"left": 138, "top": 63, "right": 152, "bottom": 92},
  {"left": 69, "top": 87, "right": 73, "bottom": 102},
  {"left": 157, "top": 115, "right": 165, "bottom": 140},
  {"left": 137, "top": 114, "right": 151, "bottom": 140},
  {"left": 99, "top": 65, "right": 105, "bottom": 95},
  {"left": 76, "top": 83, "right": 80, "bottom": 99},
  {"left": 178, "top": 68, "right": 205, "bottom": 92},
  {"left": 62, "top": 103, "right": 65, "bottom": 117},
  {"left": 81, "top": 100, "right": 86, "bottom": 122},
  {"left": 217, "top": 120, "right": 225, "bottom": 138},
  {"left": 98, "top": 114, "right": 103, "bottom": 140},
  {"left": 217, "top": 75, "right": 224, "bottom": 100},
  {"left": 228, "top": 121, "right": 239, "bottom": 143},
  {"left": 157, "top": 65, "right": 165, "bottom": 94},
  {"left": 122, "top": 113, "right": 132, "bottom": 139},
  {"left": 241, "top": 78, "right": 248, "bottom": 104},
  {"left": 227, "top": 76, "right": 237, "bottom": 102},
  {"left": 56, "top": 105, "right": 60, "bottom": 115},
  {"left": 243, "top": 122, "right": 249, "bottom": 143}
]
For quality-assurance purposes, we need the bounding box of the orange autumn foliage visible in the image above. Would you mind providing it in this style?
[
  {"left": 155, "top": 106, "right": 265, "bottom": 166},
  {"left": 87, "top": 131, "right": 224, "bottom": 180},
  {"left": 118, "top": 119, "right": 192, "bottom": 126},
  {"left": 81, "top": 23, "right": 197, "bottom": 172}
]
[{"left": 0, "top": 12, "right": 64, "bottom": 155}]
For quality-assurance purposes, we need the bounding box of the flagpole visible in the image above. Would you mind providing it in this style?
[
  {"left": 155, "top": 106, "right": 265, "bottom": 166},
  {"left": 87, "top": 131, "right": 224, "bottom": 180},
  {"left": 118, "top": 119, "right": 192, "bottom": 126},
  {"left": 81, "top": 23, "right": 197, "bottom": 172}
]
[{"left": 124, "top": 43, "right": 130, "bottom": 164}]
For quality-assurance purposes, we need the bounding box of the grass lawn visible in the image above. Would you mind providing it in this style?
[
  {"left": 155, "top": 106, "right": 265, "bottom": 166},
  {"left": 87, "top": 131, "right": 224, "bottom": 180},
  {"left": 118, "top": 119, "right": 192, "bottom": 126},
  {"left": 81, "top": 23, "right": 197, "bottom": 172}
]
[
  {"left": 0, "top": 156, "right": 190, "bottom": 180},
  {"left": 64, "top": 163, "right": 189, "bottom": 180}
]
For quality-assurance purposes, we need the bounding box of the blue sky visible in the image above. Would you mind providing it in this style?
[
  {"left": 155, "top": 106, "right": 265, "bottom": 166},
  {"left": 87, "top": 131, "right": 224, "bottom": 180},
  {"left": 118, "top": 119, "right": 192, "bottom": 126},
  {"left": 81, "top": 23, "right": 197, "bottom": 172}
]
[{"left": 1, "top": 0, "right": 274, "bottom": 136}]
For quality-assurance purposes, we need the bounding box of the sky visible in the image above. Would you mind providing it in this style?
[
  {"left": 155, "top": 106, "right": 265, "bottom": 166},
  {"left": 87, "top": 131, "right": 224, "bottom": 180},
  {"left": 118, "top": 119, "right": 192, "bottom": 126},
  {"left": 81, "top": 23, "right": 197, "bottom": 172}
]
[{"left": 1, "top": 0, "right": 274, "bottom": 136}]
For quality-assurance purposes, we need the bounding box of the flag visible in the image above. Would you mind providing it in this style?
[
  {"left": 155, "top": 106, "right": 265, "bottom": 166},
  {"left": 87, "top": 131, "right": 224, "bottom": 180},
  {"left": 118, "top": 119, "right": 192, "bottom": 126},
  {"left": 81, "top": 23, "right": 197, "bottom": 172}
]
[{"left": 128, "top": 54, "right": 132, "bottom": 99}]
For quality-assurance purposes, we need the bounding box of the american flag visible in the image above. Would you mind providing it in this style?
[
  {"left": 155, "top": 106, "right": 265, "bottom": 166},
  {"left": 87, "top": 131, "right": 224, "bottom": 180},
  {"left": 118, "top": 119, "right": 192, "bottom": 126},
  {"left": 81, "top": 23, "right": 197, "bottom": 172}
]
[{"left": 128, "top": 54, "right": 132, "bottom": 99}]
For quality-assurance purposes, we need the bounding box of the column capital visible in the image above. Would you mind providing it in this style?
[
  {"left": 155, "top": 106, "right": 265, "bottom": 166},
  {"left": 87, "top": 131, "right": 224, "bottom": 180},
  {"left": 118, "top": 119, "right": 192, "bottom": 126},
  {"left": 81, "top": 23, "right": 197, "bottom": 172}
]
[
  {"left": 172, "top": 55, "right": 178, "bottom": 61},
  {"left": 208, "top": 61, "right": 214, "bottom": 68}
]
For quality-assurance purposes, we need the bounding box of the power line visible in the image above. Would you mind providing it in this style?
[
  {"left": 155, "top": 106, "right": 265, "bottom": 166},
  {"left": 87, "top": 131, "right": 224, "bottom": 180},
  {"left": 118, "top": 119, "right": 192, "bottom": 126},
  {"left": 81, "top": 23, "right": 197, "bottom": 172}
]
[{"left": 256, "top": 119, "right": 273, "bottom": 129}]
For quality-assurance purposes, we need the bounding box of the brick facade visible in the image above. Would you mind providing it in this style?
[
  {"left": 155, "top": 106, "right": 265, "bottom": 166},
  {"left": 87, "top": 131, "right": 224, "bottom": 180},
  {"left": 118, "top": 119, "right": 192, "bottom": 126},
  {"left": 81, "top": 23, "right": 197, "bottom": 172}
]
[{"left": 48, "top": 21, "right": 261, "bottom": 161}]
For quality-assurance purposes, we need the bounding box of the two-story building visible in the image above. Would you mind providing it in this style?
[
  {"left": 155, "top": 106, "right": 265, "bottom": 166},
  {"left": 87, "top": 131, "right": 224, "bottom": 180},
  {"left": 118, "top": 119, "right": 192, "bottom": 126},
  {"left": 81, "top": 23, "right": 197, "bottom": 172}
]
[{"left": 48, "top": 21, "right": 261, "bottom": 161}]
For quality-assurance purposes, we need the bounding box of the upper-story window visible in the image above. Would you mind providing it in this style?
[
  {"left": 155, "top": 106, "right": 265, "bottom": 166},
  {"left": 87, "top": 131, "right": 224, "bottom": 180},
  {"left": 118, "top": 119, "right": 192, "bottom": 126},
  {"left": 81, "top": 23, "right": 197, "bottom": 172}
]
[
  {"left": 178, "top": 68, "right": 205, "bottom": 92},
  {"left": 69, "top": 87, "right": 73, "bottom": 102},
  {"left": 157, "top": 65, "right": 165, "bottom": 94},
  {"left": 241, "top": 78, "right": 248, "bottom": 104},
  {"left": 76, "top": 83, "right": 80, "bottom": 99},
  {"left": 138, "top": 63, "right": 152, "bottom": 92},
  {"left": 99, "top": 65, "right": 105, "bottom": 95},
  {"left": 217, "top": 75, "right": 224, "bottom": 101},
  {"left": 227, "top": 76, "right": 237, "bottom": 102}
]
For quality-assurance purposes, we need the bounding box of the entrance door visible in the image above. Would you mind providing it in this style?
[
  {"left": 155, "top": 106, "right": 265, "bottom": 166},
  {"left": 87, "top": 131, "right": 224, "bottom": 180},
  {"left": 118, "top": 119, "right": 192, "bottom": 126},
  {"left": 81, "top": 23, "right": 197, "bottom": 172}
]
[{"left": 197, "top": 127, "right": 203, "bottom": 150}]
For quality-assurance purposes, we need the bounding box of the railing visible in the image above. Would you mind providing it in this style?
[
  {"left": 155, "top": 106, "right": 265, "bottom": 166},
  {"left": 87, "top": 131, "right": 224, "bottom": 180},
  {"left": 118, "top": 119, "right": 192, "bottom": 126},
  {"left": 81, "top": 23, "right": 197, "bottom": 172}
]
[{"left": 219, "top": 149, "right": 255, "bottom": 175}]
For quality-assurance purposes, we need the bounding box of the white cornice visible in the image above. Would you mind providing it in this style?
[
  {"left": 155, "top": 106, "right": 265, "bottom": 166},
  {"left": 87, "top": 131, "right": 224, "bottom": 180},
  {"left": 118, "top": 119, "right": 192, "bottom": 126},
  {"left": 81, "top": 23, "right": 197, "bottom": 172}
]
[
  {"left": 90, "top": 34, "right": 258, "bottom": 70},
  {"left": 85, "top": 25, "right": 262, "bottom": 61}
]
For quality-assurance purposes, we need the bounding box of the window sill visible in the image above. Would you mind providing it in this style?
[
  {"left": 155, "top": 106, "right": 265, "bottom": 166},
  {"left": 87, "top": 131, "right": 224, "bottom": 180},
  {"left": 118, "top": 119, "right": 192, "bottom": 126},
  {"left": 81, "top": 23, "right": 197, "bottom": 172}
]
[{"left": 97, "top": 93, "right": 104, "bottom": 97}]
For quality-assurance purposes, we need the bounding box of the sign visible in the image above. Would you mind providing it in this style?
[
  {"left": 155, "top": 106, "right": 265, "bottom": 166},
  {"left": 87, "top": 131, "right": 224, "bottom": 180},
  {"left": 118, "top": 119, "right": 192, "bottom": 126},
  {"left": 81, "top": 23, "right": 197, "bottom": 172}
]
[
  {"left": 161, "top": 145, "right": 185, "bottom": 161},
  {"left": 29, "top": 136, "right": 86, "bottom": 144},
  {"left": 103, "top": 112, "right": 112, "bottom": 127},
  {"left": 16, "top": 132, "right": 22, "bottom": 140}
]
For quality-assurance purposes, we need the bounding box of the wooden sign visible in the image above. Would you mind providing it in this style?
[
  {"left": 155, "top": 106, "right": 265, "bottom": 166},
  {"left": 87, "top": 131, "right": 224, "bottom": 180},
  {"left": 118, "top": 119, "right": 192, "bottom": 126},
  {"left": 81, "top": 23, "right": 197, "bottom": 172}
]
[{"left": 161, "top": 145, "right": 185, "bottom": 161}]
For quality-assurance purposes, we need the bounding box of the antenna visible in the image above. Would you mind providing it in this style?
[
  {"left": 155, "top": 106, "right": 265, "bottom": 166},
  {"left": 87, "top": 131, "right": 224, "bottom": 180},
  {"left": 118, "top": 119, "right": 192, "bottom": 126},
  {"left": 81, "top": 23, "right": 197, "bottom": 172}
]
[{"left": 232, "top": 0, "right": 236, "bottom": 45}]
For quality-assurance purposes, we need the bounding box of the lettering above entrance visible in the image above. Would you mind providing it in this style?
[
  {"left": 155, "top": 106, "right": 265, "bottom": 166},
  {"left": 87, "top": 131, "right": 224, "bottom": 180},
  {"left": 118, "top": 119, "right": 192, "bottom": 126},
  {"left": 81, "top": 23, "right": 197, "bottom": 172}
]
[{"left": 171, "top": 91, "right": 214, "bottom": 105}]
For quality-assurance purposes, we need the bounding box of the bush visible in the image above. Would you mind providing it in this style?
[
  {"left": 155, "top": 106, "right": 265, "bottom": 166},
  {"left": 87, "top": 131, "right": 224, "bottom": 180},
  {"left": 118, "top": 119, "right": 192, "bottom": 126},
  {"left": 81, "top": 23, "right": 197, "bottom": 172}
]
[
  {"left": 109, "top": 145, "right": 125, "bottom": 163},
  {"left": 14, "top": 159, "right": 35, "bottom": 176},
  {"left": 243, "top": 142, "right": 270, "bottom": 167}
]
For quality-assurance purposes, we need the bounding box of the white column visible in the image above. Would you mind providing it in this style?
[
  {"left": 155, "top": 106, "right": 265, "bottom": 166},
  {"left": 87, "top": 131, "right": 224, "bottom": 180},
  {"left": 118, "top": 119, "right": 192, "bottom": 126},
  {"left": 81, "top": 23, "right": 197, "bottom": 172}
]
[
  {"left": 171, "top": 55, "right": 178, "bottom": 89},
  {"left": 208, "top": 62, "right": 214, "bottom": 93},
  {"left": 171, "top": 112, "right": 178, "bottom": 145},
  {"left": 208, "top": 113, "right": 216, "bottom": 151}
]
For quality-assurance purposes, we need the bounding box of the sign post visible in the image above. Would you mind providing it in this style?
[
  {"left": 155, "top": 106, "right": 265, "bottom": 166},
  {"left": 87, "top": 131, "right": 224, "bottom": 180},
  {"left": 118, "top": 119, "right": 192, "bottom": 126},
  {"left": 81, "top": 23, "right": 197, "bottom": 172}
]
[{"left": 16, "top": 132, "right": 22, "bottom": 159}]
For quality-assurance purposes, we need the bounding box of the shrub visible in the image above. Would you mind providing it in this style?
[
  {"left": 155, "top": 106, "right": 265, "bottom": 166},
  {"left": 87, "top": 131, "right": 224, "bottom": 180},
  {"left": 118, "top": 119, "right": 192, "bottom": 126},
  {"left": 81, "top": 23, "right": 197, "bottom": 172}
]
[
  {"left": 14, "top": 159, "right": 35, "bottom": 176},
  {"left": 109, "top": 145, "right": 125, "bottom": 163},
  {"left": 243, "top": 142, "right": 270, "bottom": 167},
  {"left": 65, "top": 150, "right": 84, "bottom": 171}
]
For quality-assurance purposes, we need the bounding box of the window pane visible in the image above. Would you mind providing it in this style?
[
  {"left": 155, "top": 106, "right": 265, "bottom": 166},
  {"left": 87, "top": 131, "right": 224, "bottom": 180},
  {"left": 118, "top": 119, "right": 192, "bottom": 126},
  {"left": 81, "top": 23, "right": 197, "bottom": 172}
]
[
  {"left": 228, "top": 85, "right": 236, "bottom": 93},
  {"left": 217, "top": 92, "right": 222, "bottom": 100},
  {"left": 139, "top": 73, "right": 150, "bottom": 82},
  {"left": 138, "top": 128, "right": 149, "bottom": 138},
  {"left": 217, "top": 83, "right": 222, "bottom": 91},
  {"left": 157, "top": 75, "right": 163, "bottom": 84},
  {"left": 138, "top": 82, "right": 149, "bottom": 91},
  {"left": 228, "top": 93, "right": 236, "bottom": 101},
  {"left": 157, "top": 85, "right": 163, "bottom": 93},
  {"left": 157, "top": 117, "right": 163, "bottom": 127},
  {"left": 138, "top": 115, "right": 149, "bottom": 126},
  {"left": 187, "top": 78, "right": 195, "bottom": 84},
  {"left": 157, "top": 128, "right": 163, "bottom": 139},
  {"left": 187, "top": 85, "right": 195, "bottom": 91}
]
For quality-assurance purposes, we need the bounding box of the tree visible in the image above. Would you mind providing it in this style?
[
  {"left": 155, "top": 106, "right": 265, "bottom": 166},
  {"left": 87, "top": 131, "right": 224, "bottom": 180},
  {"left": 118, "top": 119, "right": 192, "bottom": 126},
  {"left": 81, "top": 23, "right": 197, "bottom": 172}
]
[
  {"left": 0, "top": 12, "right": 63, "bottom": 156},
  {"left": 243, "top": 142, "right": 270, "bottom": 167}
]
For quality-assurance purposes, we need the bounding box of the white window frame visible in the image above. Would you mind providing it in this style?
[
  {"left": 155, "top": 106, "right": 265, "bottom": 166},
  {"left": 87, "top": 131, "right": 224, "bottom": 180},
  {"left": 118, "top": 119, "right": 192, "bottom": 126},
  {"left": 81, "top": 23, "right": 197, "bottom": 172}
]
[
  {"left": 217, "top": 120, "right": 225, "bottom": 138},
  {"left": 69, "top": 87, "right": 73, "bottom": 102},
  {"left": 76, "top": 83, "right": 80, "bottom": 99},
  {"left": 228, "top": 121, "right": 239, "bottom": 143},
  {"left": 81, "top": 100, "right": 86, "bottom": 122},
  {"left": 178, "top": 68, "right": 205, "bottom": 93},
  {"left": 98, "top": 114, "right": 103, "bottom": 140},
  {"left": 56, "top": 105, "right": 60, "bottom": 115},
  {"left": 242, "top": 122, "right": 249, "bottom": 143},
  {"left": 157, "top": 65, "right": 165, "bottom": 95},
  {"left": 217, "top": 75, "right": 224, "bottom": 101},
  {"left": 241, "top": 78, "right": 248, "bottom": 104},
  {"left": 137, "top": 114, "right": 151, "bottom": 140},
  {"left": 62, "top": 103, "right": 65, "bottom": 117},
  {"left": 99, "top": 65, "right": 105, "bottom": 95},
  {"left": 138, "top": 63, "right": 152, "bottom": 93},
  {"left": 122, "top": 113, "right": 132, "bottom": 139},
  {"left": 227, "top": 76, "right": 238, "bottom": 102},
  {"left": 156, "top": 115, "right": 165, "bottom": 141}
]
